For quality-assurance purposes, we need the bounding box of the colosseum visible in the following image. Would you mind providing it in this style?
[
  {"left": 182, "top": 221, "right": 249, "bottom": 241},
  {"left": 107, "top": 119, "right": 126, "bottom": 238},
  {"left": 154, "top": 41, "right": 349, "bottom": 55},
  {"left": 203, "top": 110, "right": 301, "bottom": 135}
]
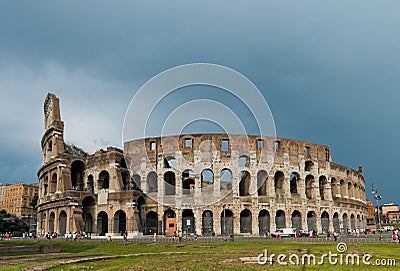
[{"left": 37, "top": 93, "right": 368, "bottom": 237}]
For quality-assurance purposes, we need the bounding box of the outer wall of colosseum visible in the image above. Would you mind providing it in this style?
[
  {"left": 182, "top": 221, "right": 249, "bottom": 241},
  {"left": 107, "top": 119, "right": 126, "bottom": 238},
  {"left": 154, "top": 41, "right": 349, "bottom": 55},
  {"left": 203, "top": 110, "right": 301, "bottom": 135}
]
[
  {"left": 125, "top": 134, "right": 367, "bottom": 236},
  {"left": 37, "top": 93, "right": 367, "bottom": 237}
]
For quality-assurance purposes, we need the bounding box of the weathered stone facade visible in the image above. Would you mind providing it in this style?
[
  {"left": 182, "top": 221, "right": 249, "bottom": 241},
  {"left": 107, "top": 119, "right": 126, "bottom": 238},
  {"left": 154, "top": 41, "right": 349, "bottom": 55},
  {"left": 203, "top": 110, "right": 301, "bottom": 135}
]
[{"left": 37, "top": 93, "right": 367, "bottom": 237}]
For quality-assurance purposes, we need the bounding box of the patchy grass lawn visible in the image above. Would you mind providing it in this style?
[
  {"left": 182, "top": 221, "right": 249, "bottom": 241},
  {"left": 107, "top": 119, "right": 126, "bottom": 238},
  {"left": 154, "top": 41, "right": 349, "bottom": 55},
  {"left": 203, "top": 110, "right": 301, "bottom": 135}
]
[{"left": 0, "top": 240, "right": 399, "bottom": 270}]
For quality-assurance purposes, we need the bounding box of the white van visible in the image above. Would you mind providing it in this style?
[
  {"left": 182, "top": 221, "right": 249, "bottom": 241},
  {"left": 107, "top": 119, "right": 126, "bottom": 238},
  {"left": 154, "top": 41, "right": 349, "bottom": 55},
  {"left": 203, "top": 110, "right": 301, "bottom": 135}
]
[{"left": 271, "top": 228, "right": 296, "bottom": 237}]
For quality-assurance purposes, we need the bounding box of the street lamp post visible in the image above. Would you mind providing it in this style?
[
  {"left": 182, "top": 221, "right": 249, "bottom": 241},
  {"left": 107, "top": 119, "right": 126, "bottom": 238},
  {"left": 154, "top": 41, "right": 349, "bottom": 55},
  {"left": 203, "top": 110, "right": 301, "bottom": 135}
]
[{"left": 371, "top": 183, "right": 383, "bottom": 241}]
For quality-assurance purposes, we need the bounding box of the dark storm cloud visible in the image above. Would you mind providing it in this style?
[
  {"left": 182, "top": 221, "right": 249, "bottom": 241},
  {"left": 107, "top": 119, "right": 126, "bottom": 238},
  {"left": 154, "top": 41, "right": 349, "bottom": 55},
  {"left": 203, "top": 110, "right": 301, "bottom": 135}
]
[{"left": 0, "top": 1, "right": 399, "bottom": 203}]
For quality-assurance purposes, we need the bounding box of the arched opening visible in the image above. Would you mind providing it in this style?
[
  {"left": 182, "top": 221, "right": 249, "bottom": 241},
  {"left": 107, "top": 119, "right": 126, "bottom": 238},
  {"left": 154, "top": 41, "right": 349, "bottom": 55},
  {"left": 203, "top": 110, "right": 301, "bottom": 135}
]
[
  {"left": 131, "top": 173, "right": 141, "bottom": 190},
  {"left": 97, "top": 211, "right": 108, "bottom": 236},
  {"left": 290, "top": 173, "right": 299, "bottom": 194},
  {"left": 43, "top": 176, "right": 48, "bottom": 196},
  {"left": 291, "top": 211, "right": 302, "bottom": 233},
  {"left": 221, "top": 209, "right": 233, "bottom": 235},
  {"left": 305, "top": 175, "right": 315, "bottom": 199},
  {"left": 87, "top": 174, "right": 94, "bottom": 192},
  {"left": 114, "top": 210, "right": 127, "bottom": 234},
  {"left": 340, "top": 179, "right": 347, "bottom": 198},
  {"left": 164, "top": 210, "right": 176, "bottom": 236},
  {"left": 59, "top": 211, "right": 67, "bottom": 235},
  {"left": 50, "top": 173, "right": 57, "bottom": 193},
  {"left": 98, "top": 170, "right": 110, "bottom": 190},
  {"left": 319, "top": 176, "right": 327, "bottom": 200},
  {"left": 71, "top": 160, "right": 85, "bottom": 190},
  {"left": 257, "top": 170, "right": 268, "bottom": 196},
  {"left": 49, "top": 212, "right": 55, "bottom": 233},
  {"left": 238, "top": 155, "right": 249, "bottom": 167},
  {"left": 333, "top": 212, "right": 340, "bottom": 232},
  {"left": 182, "top": 178, "right": 195, "bottom": 195},
  {"left": 121, "top": 172, "right": 130, "bottom": 190},
  {"left": 144, "top": 211, "right": 158, "bottom": 235},
  {"left": 220, "top": 169, "right": 232, "bottom": 191},
  {"left": 307, "top": 211, "right": 317, "bottom": 231},
  {"left": 164, "top": 171, "right": 176, "bottom": 195},
  {"left": 350, "top": 214, "right": 356, "bottom": 230},
  {"left": 201, "top": 169, "right": 214, "bottom": 191},
  {"left": 275, "top": 210, "right": 286, "bottom": 229},
  {"left": 305, "top": 160, "right": 313, "bottom": 171},
  {"left": 82, "top": 196, "right": 96, "bottom": 233},
  {"left": 342, "top": 213, "right": 349, "bottom": 233},
  {"left": 202, "top": 210, "right": 213, "bottom": 235},
  {"left": 274, "top": 171, "right": 284, "bottom": 199},
  {"left": 239, "top": 170, "right": 251, "bottom": 196},
  {"left": 356, "top": 214, "right": 361, "bottom": 229},
  {"left": 146, "top": 171, "right": 158, "bottom": 193},
  {"left": 258, "top": 210, "right": 270, "bottom": 235},
  {"left": 137, "top": 197, "right": 146, "bottom": 232},
  {"left": 240, "top": 209, "right": 252, "bottom": 234},
  {"left": 331, "top": 178, "right": 338, "bottom": 199},
  {"left": 321, "top": 211, "right": 330, "bottom": 234},
  {"left": 182, "top": 209, "right": 195, "bottom": 234},
  {"left": 163, "top": 156, "right": 176, "bottom": 168}
]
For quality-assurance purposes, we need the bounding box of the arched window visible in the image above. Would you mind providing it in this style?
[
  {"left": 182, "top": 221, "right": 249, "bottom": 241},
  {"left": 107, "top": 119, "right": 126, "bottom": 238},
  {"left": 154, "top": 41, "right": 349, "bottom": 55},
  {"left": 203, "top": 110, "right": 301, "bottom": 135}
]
[{"left": 220, "top": 169, "right": 232, "bottom": 191}]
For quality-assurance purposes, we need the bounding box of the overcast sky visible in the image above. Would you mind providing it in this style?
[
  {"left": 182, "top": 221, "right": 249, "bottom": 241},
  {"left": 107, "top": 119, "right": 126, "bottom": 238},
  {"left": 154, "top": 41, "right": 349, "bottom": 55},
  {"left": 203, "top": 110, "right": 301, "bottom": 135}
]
[{"left": 0, "top": 1, "right": 399, "bottom": 204}]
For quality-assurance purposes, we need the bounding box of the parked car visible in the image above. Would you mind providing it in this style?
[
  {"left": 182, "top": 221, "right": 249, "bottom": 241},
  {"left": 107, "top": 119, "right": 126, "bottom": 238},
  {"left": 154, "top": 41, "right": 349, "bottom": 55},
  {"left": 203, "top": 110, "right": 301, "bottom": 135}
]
[{"left": 271, "top": 228, "right": 296, "bottom": 238}]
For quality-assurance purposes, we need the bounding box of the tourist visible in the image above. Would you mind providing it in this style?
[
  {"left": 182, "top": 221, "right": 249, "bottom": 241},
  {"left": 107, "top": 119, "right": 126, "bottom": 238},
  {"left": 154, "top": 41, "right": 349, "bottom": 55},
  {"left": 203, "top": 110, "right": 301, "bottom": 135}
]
[{"left": 333, "top": 230, "right": 339, "bottom": 241}]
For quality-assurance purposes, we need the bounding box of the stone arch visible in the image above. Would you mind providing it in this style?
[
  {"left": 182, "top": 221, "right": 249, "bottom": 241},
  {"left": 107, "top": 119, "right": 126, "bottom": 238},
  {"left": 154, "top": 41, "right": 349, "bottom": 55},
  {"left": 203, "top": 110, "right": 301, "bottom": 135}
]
[
  {"left": 274, "top": 171, "right": 284, "bottom": 198},
  {"left": 131, "top": 173, "right": 141, "bottom": 189},
  {"left": 275, "top": 210, "right": 286, "bottom": 229},
  {"left": 240, "top": 209, "right": 252, "bottom": 234},
  {"left": 49, "top": 212, "right": 55, "bottom": 233},
  {"left": 121, "top": 171, "right": 130, "bottom": 190},
  {"left": 239, "top": 170, "right": 251, "bottom": 196},
  {"left": 202, "top": 210, "right": 213, "bottom": 235},
  {"left": 291, "top": 210, "right": 302, "bottom": 233},
  {"left": 163, "top": 156, "right": 176, "bottom": 168},
  {"left": 257, "top": 170, "right": 268, "bottom": 196},
  {"left": 144, "top": 211, "right": 158, "bottom": 235},
  {"left": 342, "top": 213, "right": 349, "bottom": 232},
  {"left": 87, "top": 174, "right": 94, "bottom": 192},
  {"left": 164, "top": 171, "right": 176, "bottom": 195},
  {"left": 50, "top": 173, "right": 57, "bottom": 193},
  {"left": 238, "top": 155, "right": 249, "bottom": 167},
  {"left": 350, "top": 213, "right": 356, "bottom": 230},
  {"left": 113, "top": 210, "right": 127, "bottom": 234},
  {"left": 59, "top": 210, "right": 67, "bottom": 235},
  {"left": 319, "top": 176, "right": 327, "bottom": 200},
  {"left": 340, "top": 179, "right": 347, "bottom": 198},
  {"left": 307, "top": 211, "right": 317, "bottom": 231},
  {"left": 164, "top": 209, "right": 176, "bottom": 236},
  {"left": 182, "top": 209, "right": 195, "bottom": 234},
  {"left": 305, "top": 175, "right": 315, "bottom": 199},
  {"left": 331, "top": 177, "right": 338, "bottom": 199},
  {"left": 221, "top": 209, "right": 233, "bottom": 235},
  {"left": 71, "top": 160, "right": 85, "bottom": 190},
  {"left": 201, "top": 169, "right": 214, "bottom": 191},
  {"left": 258, "top": 210, "right": 270, "bottom": 235},
  {"left": 321, "top": 211, "right": 330, "bottom": 234},
  {"left": 290, "top": 172, "right": 299, "bottom": 194},
  {"left": 356, "top": 214, "right": 361, "bottom": 229},
  {"left": 333, "top": 212, "right": 340, "bottom": 232},
  {"left": 98, "top": 170, "right": 110, "bottom": 190},
  {"left": 97, "top": 211, "right": 108, "bottom": 236},
  {"left": 146, "top": 171, "right": 158, "bottom": 193},
  {"left": 220, "top": 169, "right": 232, "bottom": 191},
  {"left": 82, "top": 196, "right": 96, "bottom": 233}
]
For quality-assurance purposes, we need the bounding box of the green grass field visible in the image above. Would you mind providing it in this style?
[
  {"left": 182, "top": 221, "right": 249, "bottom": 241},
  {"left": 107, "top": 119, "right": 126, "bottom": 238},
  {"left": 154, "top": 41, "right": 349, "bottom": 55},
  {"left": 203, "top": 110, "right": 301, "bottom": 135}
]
[{"left": 1, "top": 240, "right": 399, "bottom": 270}]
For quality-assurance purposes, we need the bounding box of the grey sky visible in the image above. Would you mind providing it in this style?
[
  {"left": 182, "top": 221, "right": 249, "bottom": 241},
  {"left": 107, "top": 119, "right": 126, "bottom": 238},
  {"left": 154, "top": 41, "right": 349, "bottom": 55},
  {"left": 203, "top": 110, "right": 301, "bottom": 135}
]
[{"left": 0, "top": 1, "right": 399, "bottom": 204}]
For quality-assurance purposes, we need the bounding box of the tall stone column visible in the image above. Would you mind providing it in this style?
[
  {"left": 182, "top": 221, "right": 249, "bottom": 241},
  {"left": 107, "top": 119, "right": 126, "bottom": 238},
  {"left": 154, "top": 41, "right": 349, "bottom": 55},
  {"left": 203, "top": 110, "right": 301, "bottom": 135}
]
[{"left": 252, "top": 210, "right": 259, "bottom": 235}]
